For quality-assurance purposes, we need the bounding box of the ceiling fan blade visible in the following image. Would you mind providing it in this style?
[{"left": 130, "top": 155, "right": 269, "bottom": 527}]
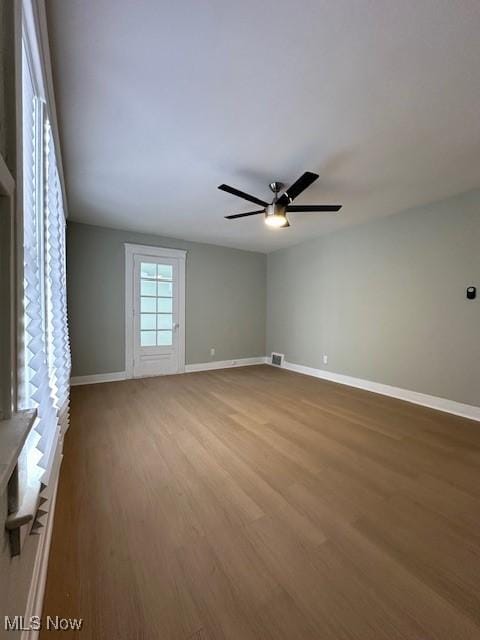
[
  {"left": 225, "top": 209, "right": 265, "bottom": 220},
  {"left": 287, "top": 204, "right": 342, "bottom": 212},
  {"left": 277, "top": 172, "right": 319, "bottom": 206},
  {"left": 218, "top": 184, "right": 268, "bottom": 208}
]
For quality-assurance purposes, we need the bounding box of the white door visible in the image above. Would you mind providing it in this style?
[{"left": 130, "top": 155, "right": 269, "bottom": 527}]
[{"left": 125, "top": 245, "right": 186, "bottom": 378}]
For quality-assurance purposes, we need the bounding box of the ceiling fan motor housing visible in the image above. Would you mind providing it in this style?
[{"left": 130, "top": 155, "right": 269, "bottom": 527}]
[
  {"left": 269, "top": 181, "right": 284, "bottom": 194},
  {"left": 265, "top": 203, "right": 287, "bottom": 217}
]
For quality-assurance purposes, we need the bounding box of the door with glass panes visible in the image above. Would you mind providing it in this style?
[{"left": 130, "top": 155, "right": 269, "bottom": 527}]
[{"left": 132, "top": 253, "right": 184, "bottom": 377}]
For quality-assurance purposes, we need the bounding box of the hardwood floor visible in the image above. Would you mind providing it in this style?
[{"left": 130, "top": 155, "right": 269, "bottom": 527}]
[{"left": 41, "top": 365, "right": 480, "bottom": 639}]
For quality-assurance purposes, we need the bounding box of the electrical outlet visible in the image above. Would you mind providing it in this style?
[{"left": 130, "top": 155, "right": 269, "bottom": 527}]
[
  {"left": 323, "top": 354, "right": 328, "bottom": 365},
  {"left": 210, "top": 347, "right": 215, "bottom": 357}
]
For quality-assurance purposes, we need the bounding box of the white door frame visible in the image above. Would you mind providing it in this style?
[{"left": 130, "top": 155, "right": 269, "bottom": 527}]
[{"left": 125, "top": 243, "right": 186, "bottom": 378}]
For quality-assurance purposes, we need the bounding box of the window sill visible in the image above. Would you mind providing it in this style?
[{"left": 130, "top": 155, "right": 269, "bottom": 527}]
[{"left": 0, "top": 410, "right": 37, "bottom": 497}]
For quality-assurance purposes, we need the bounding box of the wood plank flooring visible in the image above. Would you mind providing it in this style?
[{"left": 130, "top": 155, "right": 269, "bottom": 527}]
[{"left": 41, "top": 365, "right": 480, "bottom": 639}]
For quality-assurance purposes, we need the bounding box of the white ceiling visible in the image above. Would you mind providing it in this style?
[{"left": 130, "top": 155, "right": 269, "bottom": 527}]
[{"left": 46, "top": 0, "right": 480, "bottom": 253}]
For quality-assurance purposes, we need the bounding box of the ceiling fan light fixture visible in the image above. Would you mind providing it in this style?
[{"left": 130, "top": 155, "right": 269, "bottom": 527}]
[
  {"left": 264, "top": 214, "right": 288, "bottom": 228},
  {"left": 264, "top": 204, "right": 288, "bottom": 228}
]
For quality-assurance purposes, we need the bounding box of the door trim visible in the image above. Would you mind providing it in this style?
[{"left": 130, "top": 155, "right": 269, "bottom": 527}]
[{"left": 125, "top": 243, "right": 186, "bottom": 379}]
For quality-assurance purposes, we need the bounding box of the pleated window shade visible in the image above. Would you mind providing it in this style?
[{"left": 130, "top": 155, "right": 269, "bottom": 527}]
[
  {"left": 21, "top": 41, "right": 71, "bottom": 522},
  {"left": 45, "top": 123, "right": 71, "bottom": 441}
]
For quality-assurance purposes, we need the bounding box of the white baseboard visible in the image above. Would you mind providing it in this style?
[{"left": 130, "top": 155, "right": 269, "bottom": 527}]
[
  {"left": 275, "top": 360, "right": 480, "bottom": 422},
  {"left": 22, "top": 457, "right": 62, "bottom": 640},
  {"left": 70, "top": 371, "right": 126, "bottom": 386},
  {"left": 71, "top": 359, "right": 266, "bottom": 385},
  {"left": 185, "top": 357, "right": 266, "bottom": 373}
]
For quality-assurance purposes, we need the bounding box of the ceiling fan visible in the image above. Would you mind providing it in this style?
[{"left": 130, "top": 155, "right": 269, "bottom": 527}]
[{"left": 219, "top": 172, "right": 342, "bottom": 228}]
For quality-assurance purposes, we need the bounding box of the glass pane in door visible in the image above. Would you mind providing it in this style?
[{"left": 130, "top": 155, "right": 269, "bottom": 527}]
[
  {"left": 157, "top": 264, "right": 173, "bottom": 280},
  {"left": 141, "top": 262, "right": 157, "bottom": 279},
  {"left": 158, "top": 298, "right": 172, "bottom": 313},
  {"left": 157, "top": 282, "right": 173, "bottom": 297},
  {"left": 141, "top": 331, "right": 156, "bottom": 346},
  {"left": 139, "top": 262, "right": 174, "bottom": 347},
  {"left": 141, "top": 297, "right": 156, "bottom": 313},
  {"left": 141, "top": 280, "right": 157, "bottom": 296},
  {"left": 157, "top": 331, "right": 173, "bottom": 346},
  {"left": 141, "top": 314, "right": 156, "bottom": 330},
  {"left": 157, "top": 314, "right": 172, "bottom": 330}
]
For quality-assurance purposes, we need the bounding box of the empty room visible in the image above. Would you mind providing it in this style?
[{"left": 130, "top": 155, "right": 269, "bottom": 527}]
[{"left": 1, "top": 0, "right": 480, "bottom": 638}]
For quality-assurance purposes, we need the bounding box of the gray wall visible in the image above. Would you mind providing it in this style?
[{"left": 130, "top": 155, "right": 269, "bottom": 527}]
[
  {"left": 0, "top": 0, "right": 9, "bottom": 161},
  {"left": 69, "top": 191, "right": 480, "bottom": 405},
  {"left": 67, "top": 222, "right": 266, "bottom": 377},
  {"left": 267, "top": 189, "right": 480, "bottom": 407},
  {"left": 0, "top": 0, "right": 16, "bottom": 172}
]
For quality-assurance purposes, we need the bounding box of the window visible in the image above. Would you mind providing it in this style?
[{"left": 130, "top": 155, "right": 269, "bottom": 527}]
[
  {"left": 22, "top": 39, "right": 46, "bottom": 406},
  {"left": 20, "top": 22, "right": 70, "bottom": 493}
]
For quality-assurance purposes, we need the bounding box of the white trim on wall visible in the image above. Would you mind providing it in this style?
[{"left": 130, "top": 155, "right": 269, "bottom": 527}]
[
  {"left": 185, "top": 357, "right": 266, "bottom": 373},
  {"left": 275, "top": 360, "right": 480, "bottom": 422},
  {"left": 21, "top": 458, "right": 61, "bottom": 640},
  {"left": 70, "top": 371, "right": 127, "bottom": 386},
  {"left": 124, "top": 244, "right": 187, "bottom": 260},
  {"left": 124, "top": 243, "right": 186, "bottom": 379},
  {"left": 70, "top": 358, "right": 266, "bottom": 385}
]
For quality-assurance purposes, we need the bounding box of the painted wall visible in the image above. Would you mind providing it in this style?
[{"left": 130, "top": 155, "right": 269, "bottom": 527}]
[
  {"left": 267, "top": 189, "right": 480, "bottom": 407},
  {"left": 67, "top": 222, "right": 266, "bottom": 376},
  {"left": 0, "top": 0, "right": 8, "bottom": 160},
  {"left": 0, "top": 0, "right": 16, "bottom": 172}
]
